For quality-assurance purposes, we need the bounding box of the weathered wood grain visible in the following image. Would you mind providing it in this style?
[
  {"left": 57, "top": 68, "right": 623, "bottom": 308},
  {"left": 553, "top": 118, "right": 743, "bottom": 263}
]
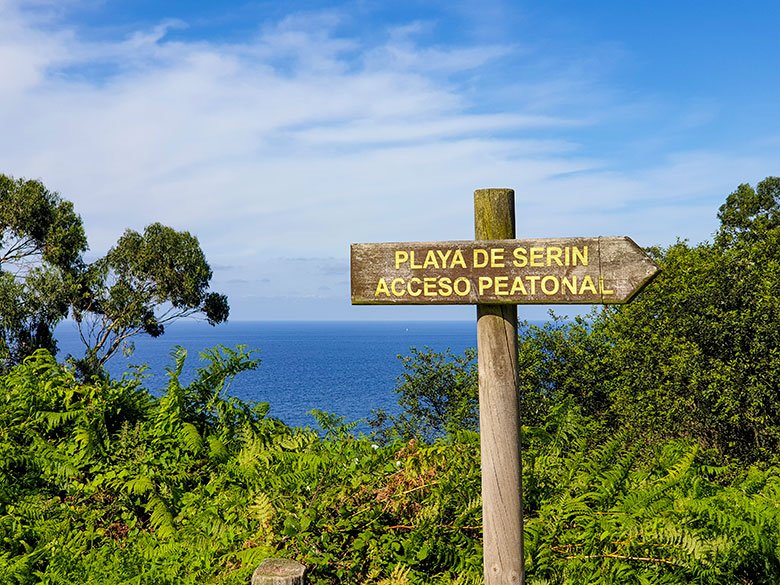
[
  {"left": 350, "top": 236, "right": 658, "bottom": 305},
  {"left": 252, "top": 558, "right": 306, "bottom": 585},
  {"left": 475, "top": 188, "right": 525, "bottom": 585}
]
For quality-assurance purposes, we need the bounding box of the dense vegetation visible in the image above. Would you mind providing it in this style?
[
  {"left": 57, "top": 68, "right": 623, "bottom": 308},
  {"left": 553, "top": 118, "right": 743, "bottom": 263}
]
[{"left": 2, "top": 177, "right": 780, "bottom": 584}]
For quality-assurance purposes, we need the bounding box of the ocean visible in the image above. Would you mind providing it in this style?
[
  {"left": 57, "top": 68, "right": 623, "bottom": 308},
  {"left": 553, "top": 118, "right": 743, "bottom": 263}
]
[{"left": 54, "top": 320, "right": 478, "bottom": 431}]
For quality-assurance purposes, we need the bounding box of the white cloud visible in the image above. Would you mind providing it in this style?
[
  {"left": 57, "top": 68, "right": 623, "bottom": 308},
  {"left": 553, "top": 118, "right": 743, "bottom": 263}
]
[{"left": 1, "top": 1, "right": 777, "bottom": 319}]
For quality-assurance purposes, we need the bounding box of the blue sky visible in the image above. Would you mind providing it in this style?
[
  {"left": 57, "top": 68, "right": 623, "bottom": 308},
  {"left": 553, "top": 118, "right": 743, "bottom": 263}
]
[{"left": 1, "top": 0, "right": 778, "bottom": 320}]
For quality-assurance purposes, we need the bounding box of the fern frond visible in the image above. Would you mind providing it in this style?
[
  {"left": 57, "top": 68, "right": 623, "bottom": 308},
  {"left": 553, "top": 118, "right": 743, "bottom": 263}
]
[
  {"left": 249, "top": 492, "right": 274, "bottom": 526},
  {"left": 208, "top": 436, "right": 228, "bottom": 461},
  {"left": 374, "top": 565, "right": 412, "bottom": 585},
  {"left": 125, "top": 475, "right": 154, "bottom": 496},
  {"left": 38, "top": 408, "right": 81, "bottom": 431},
  {"left": 179, "top": 422, "right": 203, "bottom": 452},
  {"left": 148, "top": 494, "right": 176, "bottom": 539}
]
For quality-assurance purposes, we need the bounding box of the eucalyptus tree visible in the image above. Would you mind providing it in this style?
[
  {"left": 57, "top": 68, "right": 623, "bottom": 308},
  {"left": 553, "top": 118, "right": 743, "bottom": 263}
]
[
  {"left": 0, "top": 174, "right": 87, "bottom": 367},
  {"left": 71, "top": 222, "right": 229, "bottom": 378},
  {"left": 1, "top": 173, "right": 229, "bottom": 377}
]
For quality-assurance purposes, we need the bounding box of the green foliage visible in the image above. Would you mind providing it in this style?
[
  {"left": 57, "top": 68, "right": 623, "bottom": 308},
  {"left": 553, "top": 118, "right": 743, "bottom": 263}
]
[
  {"left": 516, "top": 314, "right": 612, "bottom": 428},
  {"left": 0, "top": 175, "right": 86, "bottom": 270},
  {"left": 0, "top": 348, "right": 487, "bottom": 584},
  {"left": 71, "top": 222, "right": 230, "bottom": 378},
  {"left": 3, "top": 352, "right": 780, "bottom": 584},
  {"left": 599, "top": 177, "right": 780, "bottom": 461},
  {"left": 0, "top": 174, "right": 87, "bottom": 367},
  {"left": 371, "top": 347, "right": 478, "bottom": 442},
  {"left": 525, "top": 432, "right": 780, "bottom": 584},
  {"left": 0, "top": 346, "right": 266, "bottom": 584},
  {"left": 371, "top": 316, "right": 611, "bottom": 442},
  {"left": 716, "top": 177, "right": 780, "bottom": 246}
]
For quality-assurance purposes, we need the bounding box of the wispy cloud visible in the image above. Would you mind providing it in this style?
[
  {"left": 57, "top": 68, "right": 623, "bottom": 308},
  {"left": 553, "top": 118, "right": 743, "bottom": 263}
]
[
  {"left": 1, "top": 0, "right": 776, "bottom": 319},
  {"left": 1, "top": 4, "right": 577, "bottom": 243}
]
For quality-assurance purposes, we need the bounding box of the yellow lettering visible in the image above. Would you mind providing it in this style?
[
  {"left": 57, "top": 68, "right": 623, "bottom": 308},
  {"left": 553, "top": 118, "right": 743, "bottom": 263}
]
[
  {"left": 409, "top": 251, "right": 423, "bottom": 269},
  {"left": 494, "top": 276, "right": 509, "bottom": 295},
  {"left": 474, "top": 249, "right": 489, "bottom": 268},
  {"left": 541, "top": 276, "right": 560, "bottom": 296},
  {"left": 573, "top": 246, "right": 588, "bottom": 266},
  {"left": 562, "top": 276, "right": 577, "bottom": 295},
  {"left": 510, "top": 277, "right": 528, "bottom": 295},
  {"left": 423, "top": 250, "right": 438, "bottom": 269},
  {"left": 510, "top": 245, "right": 588, "bottom": 267},
  {"left": 490, "top": 248, "right": 505, "bottom": 268},
  {"left": 395, "top": 251, "right": 409, "bottom": 269},
  {"left": 579, "top": 275, "right": 597, "bottom": 294},
  {"left": 527, "top": 275, "right": 541, "bottom": 294},
  {"left": 451, "top": 250, "right": 467, "bottom": 268},
  {"left": 530, "top": 247, "right": 545, "bottom": 267},
  {"left": 547, "top": 247, "right": 563, "bottom": 266},
  {"left": 436, "top": 249, "right": 452, "bottom": 267},
  {"left": 378, "top": 276, "right": 476, "bottom": 298},
  {"left": 478, "top": 276, "right": 493, "bottom": 295},
  {"left": 374, "top": 278, "right": 390, "bottom": 297},
  {"left": 600, "top": 277, "right": 615, "bottom": 296},
  {"left": 453, "top": 277, "right": 471, "bottom": 296},
  {"left": 512, "top": 247, "right": 528, "bottom": 267}
]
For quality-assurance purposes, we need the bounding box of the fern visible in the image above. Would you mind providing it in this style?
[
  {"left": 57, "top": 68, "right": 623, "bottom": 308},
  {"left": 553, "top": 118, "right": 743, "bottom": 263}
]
[
  {"left": 248, "top": 492, "right": 274, "bottom": 526},
  {"left": 125, "top": 475, "right": 155, "bottom": 496},
  {"left": 147, "top": 494, "right": 176, "bottom": 539},
  {"left": 375, "top": 565, "right": 413, "bottom": 585},
  {"left": 179, "top": 422, "right": 203, "bottom": 453}
]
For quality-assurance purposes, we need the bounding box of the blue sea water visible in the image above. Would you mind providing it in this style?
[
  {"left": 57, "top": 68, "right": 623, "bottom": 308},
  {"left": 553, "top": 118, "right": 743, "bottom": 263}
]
[{"left": 54, "top": 321, "right": 477, "bottom": 430}]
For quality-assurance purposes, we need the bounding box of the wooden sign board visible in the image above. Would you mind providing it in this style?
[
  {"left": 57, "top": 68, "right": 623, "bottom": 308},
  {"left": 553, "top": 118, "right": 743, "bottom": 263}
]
[{"left": 351, "top": 236, "right": 659, "bottom": 305}]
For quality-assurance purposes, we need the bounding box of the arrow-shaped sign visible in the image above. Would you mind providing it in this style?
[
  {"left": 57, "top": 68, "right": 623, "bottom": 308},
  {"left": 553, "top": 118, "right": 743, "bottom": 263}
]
[{"left": 351, "top": 236, "right": 659, "bottom": 305}]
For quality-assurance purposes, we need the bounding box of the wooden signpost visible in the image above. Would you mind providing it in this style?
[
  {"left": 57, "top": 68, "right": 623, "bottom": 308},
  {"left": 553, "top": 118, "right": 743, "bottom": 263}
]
[
  {"left": 350, "top": 188, "right": 660, "bottom": 585},
  {"left": 352, "top": 236, "right": 657, "bottom": 305}
]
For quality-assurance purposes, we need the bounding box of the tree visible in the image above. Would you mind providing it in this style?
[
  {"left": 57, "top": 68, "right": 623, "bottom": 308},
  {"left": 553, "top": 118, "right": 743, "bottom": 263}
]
[
  {"left": 0, "top": 174, "right": 87, "bottom": 367},
  {"left": 516, "top": 314, "right": 612, "bottom": 427},
  {"left": 600, "top": 177, "right": 780, "bottom": 461},
  {"left": 716, "top": 176, "right": 780, "bottom": 246},
  {"left": 72, "top": 222, "right": 229, "bottom": 378},
  {"left": 371, "top": 347, "right": 478, "bottom": 441},
  {"left": 0, "top": 174, "right": 229, "bottom": 378}
]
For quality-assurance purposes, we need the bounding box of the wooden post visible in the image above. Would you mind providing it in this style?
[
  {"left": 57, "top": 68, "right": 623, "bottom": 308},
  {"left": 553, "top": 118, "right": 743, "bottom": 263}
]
[
  {"left": 350, "top": 187, "right": 660, "bottom": 582},
  {"left": 252, "top": 558, "right": 306, "bottom": 585},
  {"left": 474, "top": 189, "right": 524, "bottom": 584}
]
